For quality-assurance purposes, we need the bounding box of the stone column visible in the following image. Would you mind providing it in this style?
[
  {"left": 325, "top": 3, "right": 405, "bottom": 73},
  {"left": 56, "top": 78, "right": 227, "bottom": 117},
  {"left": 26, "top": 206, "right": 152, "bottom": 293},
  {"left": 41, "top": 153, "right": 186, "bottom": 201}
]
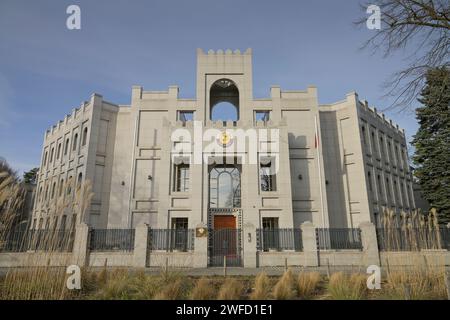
[
  {"left": 243, "top": 222, "right": 257, "bottom": 268},
  {"left": 193, "top": 223, "right": 208, "bottom": 268},
  {"left": 301, "top": 222, "right": 318, "bottom": 267},
  {"left": 133, "top": 223, "right": 149, "bottom": 268},
  {"left": 359, "top": 221, "right": 380, "bottom": 266},
  {"left": 72, "top": 222, "right": 90, "bottom": 267}
]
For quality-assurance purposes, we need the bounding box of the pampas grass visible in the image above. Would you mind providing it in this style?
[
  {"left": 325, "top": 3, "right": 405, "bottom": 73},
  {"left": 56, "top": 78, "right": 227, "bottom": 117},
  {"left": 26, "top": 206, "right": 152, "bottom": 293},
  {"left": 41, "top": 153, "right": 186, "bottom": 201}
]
[
  {"left": 272, "top": 269, "right": 296, "bottom": 300},
  {"left": 297, "top": 272, "right": 321, "bottom": 299},
  {"left": 190, "top": 277, "right": 216, "bottom": 300},
  {"left": 327, "top": 272, "right": 367, "bottom": 300},
  {"left": 218, "top": 278, "right": 243, "bottom": 300},
  {"left": 249, "top": 272, "right": 271, "bottom": 300}
]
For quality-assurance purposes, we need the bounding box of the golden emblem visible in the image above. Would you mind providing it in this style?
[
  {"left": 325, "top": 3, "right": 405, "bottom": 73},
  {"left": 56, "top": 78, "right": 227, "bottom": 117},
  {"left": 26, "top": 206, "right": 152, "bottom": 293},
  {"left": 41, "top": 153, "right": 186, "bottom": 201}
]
[{"left": 217, "top": 131, "right": 233, "bottom": 147}]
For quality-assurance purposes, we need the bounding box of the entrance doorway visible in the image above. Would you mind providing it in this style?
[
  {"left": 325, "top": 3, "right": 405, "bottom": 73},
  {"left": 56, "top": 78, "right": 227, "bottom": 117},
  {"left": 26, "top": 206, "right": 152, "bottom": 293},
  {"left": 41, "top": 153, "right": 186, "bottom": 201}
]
[{"left": 207, "top": 162, "right": 242, "bottom": 267}]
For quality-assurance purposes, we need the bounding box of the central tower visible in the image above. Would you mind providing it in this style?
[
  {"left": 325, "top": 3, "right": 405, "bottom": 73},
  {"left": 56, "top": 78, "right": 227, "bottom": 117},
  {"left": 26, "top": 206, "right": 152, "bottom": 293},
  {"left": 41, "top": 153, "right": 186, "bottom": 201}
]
[{"left": 196, "top": 48, "right": 253, "bottom": 124}]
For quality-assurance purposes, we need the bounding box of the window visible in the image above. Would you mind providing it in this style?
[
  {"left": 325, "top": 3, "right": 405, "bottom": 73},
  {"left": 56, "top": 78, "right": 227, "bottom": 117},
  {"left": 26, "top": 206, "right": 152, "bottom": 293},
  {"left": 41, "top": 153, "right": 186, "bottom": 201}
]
[
  {"left": 379, "top": 136, "right": 385, "bottom": 159},
  {"left": 45, "top": 218, "right": 50, "bottom": 230},
  {"left": 82, "top": 127, "right": 88, "bottom": 146},
  {"left": 387, "top": 140, "right": 393, "bottom": 162},
  {"left": 32, "top": 219, "right": 37, "bottom": 230},
  {"left": 174, "top": 164, "right": 189, "bottom": 192},
  {"left": 56, "top": 143, "right": 61, "bottom": 160},
  {"left": 50, "top": 147, "right": 54, "bottom": 163},
  {"left": 177, "top": 111, "right": 195, "bottom": 123},
  {"left": 77, "top": 172, "right": 83, "bottom": 189},
  {"left": 386, "top": 178, "right": 391, "bottom": 203},
  {"left": 209, "top": 164, "right": 241, "bottom": 208},
  {"left": 171, "top": 218, "right": 189, "bottom": 251},
  {"left": 262, "top": 217, "right": 279, "bottom": 230},
  {"left": 260, "top": 158, "right": 277, "bottom": 192},
  {"left": 38, "top": 218, "right": 43, "bottom": 230},
  {"left": 255, "top": 111, "right": 270, "bottom": 123},
  {"left": 44, "top": 185, "right": 49, "bottom": 201},
  {"left": 371, "top": 131, "right": 377, "bottom": 155},
  {"left": 60, "top": 215, "right": 67, "bottom": 230},
  {"left": 59, "top": 179, "right": 64, "bottom": 197},
  {"left": 367, "top": 171, "right": 373, "bottom": 192},
  {"left": 53, "top": 216, "right": 59, "bottom": 230},
  {"left": 51, "top": 181, "right": 56, "bottom": 199},
  {"left": 361, "top": 125, "right": 367, "bottom": 145},
  {"left": 67, "top": 176, "right": 73, "bottom": 195},
  {"left": 262, "top": 217, "right": 279, "bottom": 251},
  {"left": 72, "top": 133, "right": 78, "bottom": 151},
  {"left": 70, "top": 214, "right": 77, "bottom": 229},
  {"left": 64, "top": 138, "right": 70, "bottom": 155},
  {"left": 377, "top": 174, "right": 382, "bottom": 201},
  {"left": 38, "top": 186, "right": 43, "bottom": 203},
  {"left": 393, "top": 179, "right": 399, "bottom": 204},
  {"left": 43, "top": 151, "right": 48, "bottom": 166},
  {"left": 394, "top": 145, "right": 399, "bottom": 164}
]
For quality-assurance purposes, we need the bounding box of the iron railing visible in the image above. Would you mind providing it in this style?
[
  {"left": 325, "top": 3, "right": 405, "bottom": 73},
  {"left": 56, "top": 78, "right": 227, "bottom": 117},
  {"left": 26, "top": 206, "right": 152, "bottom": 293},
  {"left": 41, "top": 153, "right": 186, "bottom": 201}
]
[
  {"left": 0, "top": 229, "right": 75, "bottom": 252},
  {"left": 208, "top": 228, "right": 242, "bottom": 267},
  {"left": 148, "top": 229, "right": 195, "bottom": 252},
  {"left": 377, "top": 227, "right": 450, "bottom": 251},
  {"left": 89, "top": 229, "right": 135, "bottom": 252},
  {"left": 256, "top": 228, "right": 303, "bottom": 251},
  {"left": 316, "top": 228, "right": 363, "bottom": 250}
]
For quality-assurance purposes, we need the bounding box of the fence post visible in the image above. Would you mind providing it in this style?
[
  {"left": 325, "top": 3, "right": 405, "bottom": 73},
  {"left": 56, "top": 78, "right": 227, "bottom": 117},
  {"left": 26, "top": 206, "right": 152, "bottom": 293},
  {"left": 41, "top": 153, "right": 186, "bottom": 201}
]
[
  {"left": 301, "top": 222, "right": 318, "bottom": 267},
  {"left": 193, "top": 223, "right": 208, "bottom": 268},
  {"left": 359, "top": 222, "right": 380, "bottom": 267},
  {"left": 243, "top": 222, "right": 257, "bottom": 268},
  {"left": 133, "top": 223, "right": 149, "bottom": 268},
  {"left": 72, "top": 222, "right": 90, "bottom": 267}
]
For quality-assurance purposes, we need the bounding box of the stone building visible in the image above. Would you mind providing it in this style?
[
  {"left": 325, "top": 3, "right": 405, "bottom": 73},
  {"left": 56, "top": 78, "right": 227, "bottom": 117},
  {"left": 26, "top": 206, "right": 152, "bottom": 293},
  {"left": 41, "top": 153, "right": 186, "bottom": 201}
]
[{"left": 31, "top": 49, "right": 416, "bottom": 263}]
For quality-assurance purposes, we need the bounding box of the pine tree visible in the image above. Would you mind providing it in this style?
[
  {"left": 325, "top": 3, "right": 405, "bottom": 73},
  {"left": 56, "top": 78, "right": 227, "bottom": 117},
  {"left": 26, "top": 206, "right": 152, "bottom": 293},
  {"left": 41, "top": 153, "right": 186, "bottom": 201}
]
[{"left": 412, "top": 67, "right": 450, "bottom": 224}]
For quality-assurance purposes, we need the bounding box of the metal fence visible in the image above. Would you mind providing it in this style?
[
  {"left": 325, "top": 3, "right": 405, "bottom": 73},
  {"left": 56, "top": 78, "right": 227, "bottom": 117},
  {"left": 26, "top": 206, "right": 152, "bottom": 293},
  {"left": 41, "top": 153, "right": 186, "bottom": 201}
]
[
  {"left": 89, "top": 229, "right": 135, "bottom": 252},
  {"left": 256, "top": 228, "right": 303, "bottom": 252},
  {"left": 441, "top": 228, "right": 450, "bottom": 250},
  {"left": 377, "top": 227, "right": 450, "bottom": 251},
  {"left": 316, "top": 228, "right": 363, "bottom": 250},
  {"left": 208, "top": 228, "right": 242, "bottom": 267},
  {"left": 148, "top": 229, "right": 195, "bottom": 252},
  {"left": 0, "top": 229, "right": 75, "bottom": 252}
]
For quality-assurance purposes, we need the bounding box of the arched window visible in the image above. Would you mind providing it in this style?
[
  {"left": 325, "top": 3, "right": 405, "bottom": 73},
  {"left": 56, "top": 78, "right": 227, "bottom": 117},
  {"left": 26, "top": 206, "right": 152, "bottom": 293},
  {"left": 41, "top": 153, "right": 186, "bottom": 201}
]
[
  {"left": 64, "top": 138, "right": 70, "bottom": 155},
  {"left": 72, "top": 134, "right": 78, "bottom": 151},
  {"left": 82, "top": 127, "right": 88, "bottom": 146},
  {"left": 50, "top": 148, "right": 54, "bottom": 163},
  {"left": 209, "top": 165, "right": 241, "bottom": 208},
  {"left": 210, "top": 79, "right": 239, "bottom": 122}
]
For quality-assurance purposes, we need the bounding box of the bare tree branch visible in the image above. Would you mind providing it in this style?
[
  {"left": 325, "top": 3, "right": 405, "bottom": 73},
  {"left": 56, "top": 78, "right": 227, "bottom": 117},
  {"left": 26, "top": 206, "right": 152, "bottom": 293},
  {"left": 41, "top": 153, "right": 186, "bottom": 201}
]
[{"left": 356, "top": 0, "right": 450, "bottom": 112}]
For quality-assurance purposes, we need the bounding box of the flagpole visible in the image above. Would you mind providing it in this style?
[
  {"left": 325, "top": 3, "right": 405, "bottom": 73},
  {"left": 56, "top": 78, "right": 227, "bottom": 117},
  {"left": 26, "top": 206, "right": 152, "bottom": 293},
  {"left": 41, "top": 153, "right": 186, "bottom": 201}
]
[{"left": 315, "top": 115, "right": 326, "bottom": 229}]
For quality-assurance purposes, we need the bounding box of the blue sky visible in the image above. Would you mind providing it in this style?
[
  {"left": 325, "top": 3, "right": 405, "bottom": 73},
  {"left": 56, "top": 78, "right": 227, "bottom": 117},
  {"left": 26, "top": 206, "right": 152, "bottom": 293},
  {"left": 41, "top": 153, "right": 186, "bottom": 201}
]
[{"left": 0, "top": 0, "right": 420, "bottom": 174}]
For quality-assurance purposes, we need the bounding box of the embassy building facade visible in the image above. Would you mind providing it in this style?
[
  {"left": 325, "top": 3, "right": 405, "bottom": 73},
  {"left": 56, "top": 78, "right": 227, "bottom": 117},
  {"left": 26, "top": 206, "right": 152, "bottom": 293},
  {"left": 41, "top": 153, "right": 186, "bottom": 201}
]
[{"left": 31, "top": 49, "right": 416, "bottom": 266}]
